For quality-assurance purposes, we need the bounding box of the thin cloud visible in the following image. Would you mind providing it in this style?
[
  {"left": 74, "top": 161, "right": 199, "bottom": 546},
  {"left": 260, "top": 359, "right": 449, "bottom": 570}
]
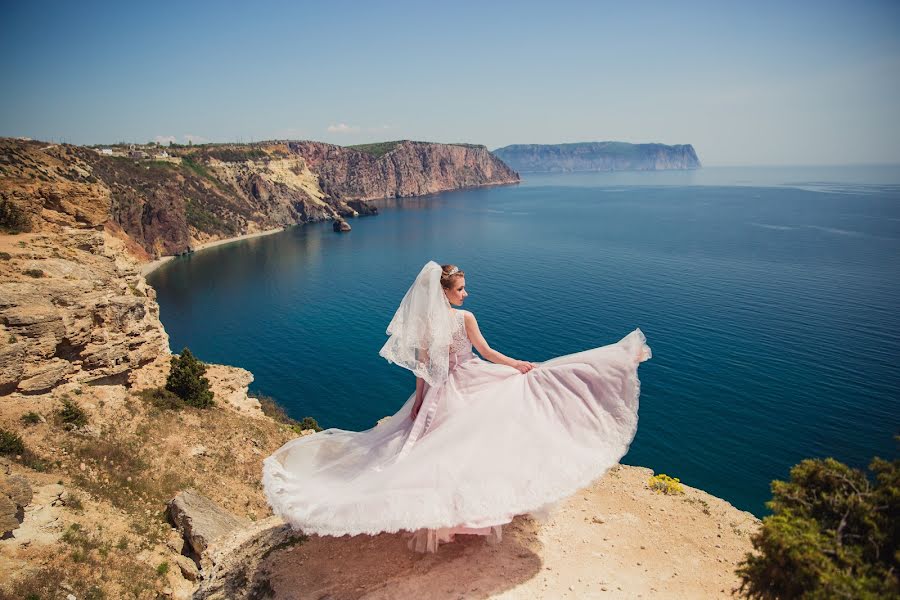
[
  {"left": 327, "top": 123, "right": 360, "bottom": 134},
  {"left": 184, "top": 134, "right": 209, "bottom": 144},
  {"left": 154, "top": 135, "right": 177, "bottom": 145}
]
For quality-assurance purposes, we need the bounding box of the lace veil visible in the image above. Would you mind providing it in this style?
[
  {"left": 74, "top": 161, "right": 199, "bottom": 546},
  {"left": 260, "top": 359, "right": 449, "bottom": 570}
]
[{"left": 379, "top": 261, "right": 453, "bottom": 386}]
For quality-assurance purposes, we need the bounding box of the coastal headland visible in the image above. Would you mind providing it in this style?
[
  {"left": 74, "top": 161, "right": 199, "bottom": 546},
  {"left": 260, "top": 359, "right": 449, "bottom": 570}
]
[
  {"left": 0, "top": 137, "right": 757, "bottom": 599},
  {"left": 492, "top": 142, "right": 701, "bottom": 173}
]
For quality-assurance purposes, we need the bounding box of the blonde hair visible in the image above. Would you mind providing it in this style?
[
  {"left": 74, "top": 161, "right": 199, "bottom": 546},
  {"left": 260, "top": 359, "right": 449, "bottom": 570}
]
[{"left": 440, "top": 264, "right": 465, "bottom": 289}]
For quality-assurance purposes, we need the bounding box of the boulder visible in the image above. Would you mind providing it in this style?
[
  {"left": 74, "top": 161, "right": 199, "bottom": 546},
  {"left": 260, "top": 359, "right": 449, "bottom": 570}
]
[{"left": 167, "top": 489, "right": 248, "bottom": 560}]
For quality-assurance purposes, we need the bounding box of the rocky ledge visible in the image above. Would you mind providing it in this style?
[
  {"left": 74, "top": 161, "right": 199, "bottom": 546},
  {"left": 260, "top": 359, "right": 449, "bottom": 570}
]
[{"left": 0, "top": 229, "right": 168, "bottom": 395}]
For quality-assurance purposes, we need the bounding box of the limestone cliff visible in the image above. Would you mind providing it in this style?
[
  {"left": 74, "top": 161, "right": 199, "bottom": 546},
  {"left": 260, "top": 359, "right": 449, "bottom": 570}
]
[
  {"left": 492, "top": 142, "right": 702, "bottom": 173},
  {"left": 0, "top": 230, "right": 169, "bottom": 394},
  {"left": 1, "top": 138, "right": 519, "bottom": 259},
  {"left": 290, "top": 140, "right": 520, "bottom": 200}
]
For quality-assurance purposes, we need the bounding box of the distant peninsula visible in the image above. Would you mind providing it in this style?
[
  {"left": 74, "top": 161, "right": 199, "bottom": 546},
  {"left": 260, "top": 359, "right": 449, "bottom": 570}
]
[{"left": 492, "top": 142, "right": 701, "bottom": 173}]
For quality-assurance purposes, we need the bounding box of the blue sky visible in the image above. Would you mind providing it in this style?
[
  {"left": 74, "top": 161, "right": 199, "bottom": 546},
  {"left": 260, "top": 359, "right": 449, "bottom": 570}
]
[{"left": 2, "top": 0, "right": 898, "bottom": 165}]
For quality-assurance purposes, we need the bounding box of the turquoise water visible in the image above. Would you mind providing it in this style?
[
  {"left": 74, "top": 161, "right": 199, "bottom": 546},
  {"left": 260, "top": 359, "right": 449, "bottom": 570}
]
[{"left": 147, "top": 166, "right": 900, "bottom": 517}]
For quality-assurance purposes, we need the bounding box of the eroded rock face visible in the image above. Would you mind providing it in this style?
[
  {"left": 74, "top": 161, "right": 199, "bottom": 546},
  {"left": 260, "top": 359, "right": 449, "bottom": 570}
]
[
  {"left": 289, "top": 140, "right": 520, "bottom": 200},
  {"left": 0, "top": 229, "right": 169, "bottom": 394},
  {"left": 1, "top": 470, "right": 33, "bottom": 538}
]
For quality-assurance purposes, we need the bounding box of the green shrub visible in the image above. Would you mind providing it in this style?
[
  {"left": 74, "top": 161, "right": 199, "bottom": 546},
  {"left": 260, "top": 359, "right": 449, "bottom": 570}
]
[
  {"left": 138, "top": 386, "right": 185, "bottom": 410},
  {"left": 250, "top": 390, "right": 322, "bottom": 432},
  {"left": 736, "top": 446, "right": 899, "bottom": 599},
  {"left": 166, "top": 348, "right": 214, "bottom": 408},
  {"left": 0, "top": 427, "right": 25, "bottom": 455},
  {"left": 57, "top": 397, "right": 88, "bottom": 429},
  {"left": 19, "top": 411, "right": 41, "bottom": 425},
  {"left": 298, "top": 416, "right": 323, "bottom": 432},
  {"left": 0, "top": 198, "right": 31, "bottom": 233}
]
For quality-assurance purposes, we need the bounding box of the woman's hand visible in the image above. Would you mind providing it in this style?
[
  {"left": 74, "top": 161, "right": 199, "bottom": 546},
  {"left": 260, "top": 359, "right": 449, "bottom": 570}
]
[
  {"left": 513, "top": 360, "right": 536, "bottom": 374},
  {"left": 410, "top": 397, "right": 423, "bottom": 420}
]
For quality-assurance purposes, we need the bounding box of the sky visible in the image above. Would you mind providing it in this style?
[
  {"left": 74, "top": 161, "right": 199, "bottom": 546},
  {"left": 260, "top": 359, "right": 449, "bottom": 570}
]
[{"left": 1, "top": 0, "right": 899, "bottom": 166}]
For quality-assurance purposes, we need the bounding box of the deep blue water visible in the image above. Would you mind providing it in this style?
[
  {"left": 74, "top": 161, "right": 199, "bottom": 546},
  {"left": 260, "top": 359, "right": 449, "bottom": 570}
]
[{"left": 147, "top": 166, "right": 900, "bottom": 517}]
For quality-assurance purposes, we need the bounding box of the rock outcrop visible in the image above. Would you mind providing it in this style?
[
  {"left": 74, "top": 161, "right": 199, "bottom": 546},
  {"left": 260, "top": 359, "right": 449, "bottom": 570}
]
[
  {"left": 0, "top": 230, "right": 169, "bottom": 394},
  {"left": 289, "top": 140, "right": 520, "bottom": 200},
  {"left": 492, "top": 142, "right": 701, "bottom": 173}
]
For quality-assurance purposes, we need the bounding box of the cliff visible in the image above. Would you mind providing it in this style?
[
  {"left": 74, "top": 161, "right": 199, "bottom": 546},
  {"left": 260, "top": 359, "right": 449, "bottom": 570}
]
[
  {"left": 0, "top": 138, "right": 519, "bottom": 259},
  {"left": 492, "top": 142, "right": 701, "bottom": 173},
  {"left": 291, "top": 140, "right": 519, "bottom": 200}
]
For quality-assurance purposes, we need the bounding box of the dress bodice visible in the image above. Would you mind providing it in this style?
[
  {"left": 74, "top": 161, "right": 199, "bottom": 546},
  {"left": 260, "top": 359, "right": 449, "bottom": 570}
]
[{"left": 448, "top": 309, "right": 473, "bottom": 364}]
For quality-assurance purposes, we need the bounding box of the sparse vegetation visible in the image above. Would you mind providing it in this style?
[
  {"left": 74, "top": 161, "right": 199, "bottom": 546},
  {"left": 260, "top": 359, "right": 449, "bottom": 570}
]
[
  {"left": 20, "top": 411, "right": 41, "bottom": 425},
  {"left": 57, "top": 396, "right": 88, "bottom": 429},
  {"left": 185, "top": 197, "right": 237, "bottom": 236},
  {"left": 647, "top": 473, "right": 684, "bottom": 495},
  {"left": 0, "top": 251, "right": 11, "bottom": 260},
  {"left": 347, "top": 141, "right": 402, "bottom": 158},
  {"left": 251, "top": 390, "right": 322, "bottom": 432},
  {"left": 0, "top": 428, "right": 51, "bottom": 471},
  {"left": 295, "top": 417, "right": 323, "bottom": 433},
  {"left": 736, "top": 444, "right": 899, "bottom": 599},
  {"left": 166, "top": 348, "right": 215, "bottom": 408},
  {"left": 23, "top": 268, "right": 44, "bottom": 278},
  {"left": 138, "top": 386, "right": 185, "bottom": 410},
  {"left": 0, "top": 197, "right": 31, "bottom": 233},
  {"left": 202, "top": 147, "right": 268, "bottom": 162},
  {"left": 0, "top": 427, "right": 25, "bottom": 455}
]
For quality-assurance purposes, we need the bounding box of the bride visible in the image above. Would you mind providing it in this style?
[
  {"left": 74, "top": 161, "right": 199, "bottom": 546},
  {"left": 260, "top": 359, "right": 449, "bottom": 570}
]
[{"left": 262, "top": 261, "right": 651, "bottom": 552}]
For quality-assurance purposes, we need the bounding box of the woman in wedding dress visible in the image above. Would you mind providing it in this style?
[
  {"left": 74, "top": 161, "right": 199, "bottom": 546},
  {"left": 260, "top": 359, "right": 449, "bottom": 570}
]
[{"left": 262, "top": 261, "right": 651, "bottom": 553}]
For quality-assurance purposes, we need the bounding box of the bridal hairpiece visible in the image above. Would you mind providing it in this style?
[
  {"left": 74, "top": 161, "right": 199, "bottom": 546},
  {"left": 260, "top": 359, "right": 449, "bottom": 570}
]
[{"left": 445, "top": 266, "right": 459, "bottom": 277}]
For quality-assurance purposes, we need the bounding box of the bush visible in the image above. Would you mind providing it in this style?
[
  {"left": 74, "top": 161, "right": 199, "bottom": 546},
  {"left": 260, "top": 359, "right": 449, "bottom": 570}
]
[
  {"left": 250, "top": 390, "right": 322, "bottom": 432},
  {"left": 648, "top": 473, "right": 684, "bottom": 495},
  {"left": 138, "top": 386, "right": 185, "bottom": 410},
  {"left": 736, "top": 447, "right": 899, "bottom": 599},
  {"left": 23, "top": 268, "right": 44, "bottom": 278},
  {"left": 0, "top": 427, "right": 25, "bottom": 455},
  {"left": 57, "top": 397, "right": 88, "bottom": 429},
  {"left": 166, "top": 348, "right": 214, "bottom": 408},
  {"left": 297, "top": 417, "right": 323, "bottom": 432},
  {"left": 0, "top": 198, "right": 31, "bottom": 233},
  {"left": 19, "top": 411, "right": 41, "bottom": 425}
]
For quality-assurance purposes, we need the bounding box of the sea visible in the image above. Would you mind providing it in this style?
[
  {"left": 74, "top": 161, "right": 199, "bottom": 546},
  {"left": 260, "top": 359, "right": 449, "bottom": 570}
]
[{"left": 146, "top": 165, "right": 900, "bottom": 517}]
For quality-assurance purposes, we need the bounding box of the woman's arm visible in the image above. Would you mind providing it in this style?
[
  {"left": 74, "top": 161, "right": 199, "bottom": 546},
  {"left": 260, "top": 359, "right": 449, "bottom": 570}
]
[
  {"left": 410, "top": 376, "right": 426, "bottom": 420},
  {"left": 464, "top": 311, "right": 535, "bottom": 373}
]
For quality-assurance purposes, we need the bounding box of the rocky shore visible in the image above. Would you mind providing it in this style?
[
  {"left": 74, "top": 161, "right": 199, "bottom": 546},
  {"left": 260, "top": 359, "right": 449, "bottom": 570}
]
[{"left": 1, "top": 137, "right": 759, "bottom": 599}]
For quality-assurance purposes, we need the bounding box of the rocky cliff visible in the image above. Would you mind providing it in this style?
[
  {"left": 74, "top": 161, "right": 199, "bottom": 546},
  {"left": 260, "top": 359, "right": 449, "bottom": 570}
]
[
  {"left": 0, "top": 230, "right": 169, "bottom": 395},
  {"left": 291, "top": 140, "right": 520, "bottom": 200},
  {"left": 492, "top": 142, "right": 701, "bottom": 173},
  {"left": 0, "top": 138, "right": 518, "bottom": 259}
]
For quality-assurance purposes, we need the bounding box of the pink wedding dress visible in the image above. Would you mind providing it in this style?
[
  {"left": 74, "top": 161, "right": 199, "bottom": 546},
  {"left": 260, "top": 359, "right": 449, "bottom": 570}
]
[{"left": 262, "top": 309, "right": 651, "bottom": 552}]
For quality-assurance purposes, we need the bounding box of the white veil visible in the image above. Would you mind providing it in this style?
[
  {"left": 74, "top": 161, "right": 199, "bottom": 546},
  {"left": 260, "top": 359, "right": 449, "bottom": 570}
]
[{"left": 379, "top": 261, "right": 454, "bottom": 386}]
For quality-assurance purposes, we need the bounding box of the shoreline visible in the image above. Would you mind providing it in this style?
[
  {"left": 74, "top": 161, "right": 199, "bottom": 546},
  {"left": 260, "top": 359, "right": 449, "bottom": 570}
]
[
  {"left": 140, "top": 226, "right": 288, "bottom": 276},
  {"left": 140, "top": 178, "right": 521, "bottom": 277}
]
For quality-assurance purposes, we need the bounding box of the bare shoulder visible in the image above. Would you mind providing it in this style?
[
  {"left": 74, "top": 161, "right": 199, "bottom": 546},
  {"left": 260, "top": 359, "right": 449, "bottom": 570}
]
[{"left": 461, "top": 310, "right": 477, "bottom": 325}]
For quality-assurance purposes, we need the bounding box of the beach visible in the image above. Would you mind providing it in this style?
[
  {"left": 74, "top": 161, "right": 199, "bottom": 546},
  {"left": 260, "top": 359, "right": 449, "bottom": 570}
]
[{"left": 140, "top": 227, "right": 288, "bottom": 276}]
